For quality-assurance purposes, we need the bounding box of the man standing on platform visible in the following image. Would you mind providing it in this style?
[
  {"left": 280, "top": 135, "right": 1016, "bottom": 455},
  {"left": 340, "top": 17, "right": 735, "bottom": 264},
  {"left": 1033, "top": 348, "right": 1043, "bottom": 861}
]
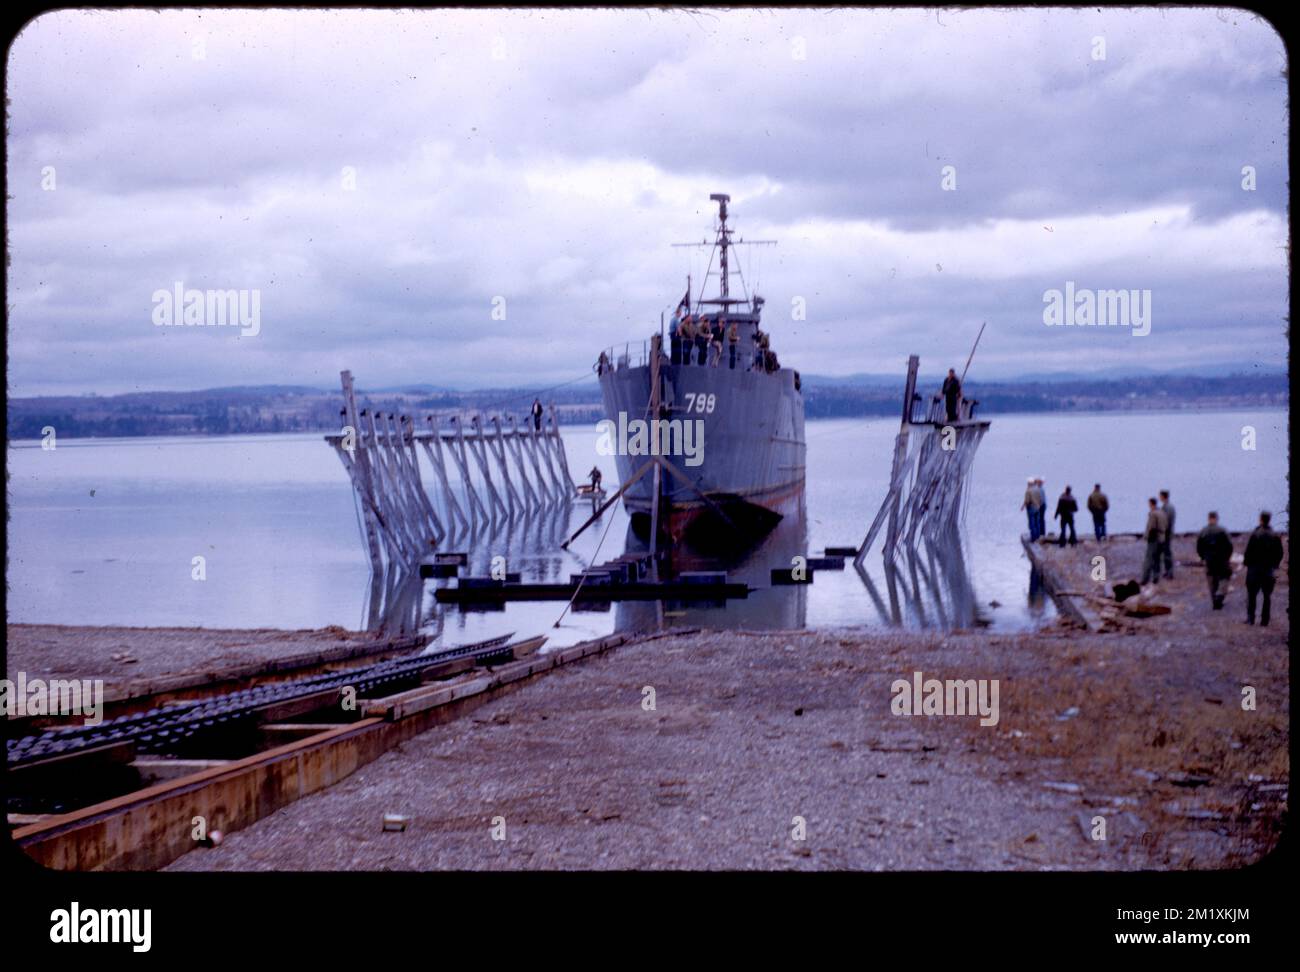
[
  {"left": 1033, "top": 477, "right": 1048, "bottom": 539},
  {"left": 940, "top": 368, "right": 962, "bottom": 422},
  {"left": 1021, "top": 477, "right": 1042, "bottom": 540},
  {"left": 1054, "top": 485, "right": 1079, "bottom": 546}
]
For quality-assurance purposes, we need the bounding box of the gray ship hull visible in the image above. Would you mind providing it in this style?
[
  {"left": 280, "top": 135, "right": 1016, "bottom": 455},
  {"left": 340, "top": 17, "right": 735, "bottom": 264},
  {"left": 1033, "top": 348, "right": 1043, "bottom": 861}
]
[{"left": 597, "top": 354, "right": 806, "bottom": 543}]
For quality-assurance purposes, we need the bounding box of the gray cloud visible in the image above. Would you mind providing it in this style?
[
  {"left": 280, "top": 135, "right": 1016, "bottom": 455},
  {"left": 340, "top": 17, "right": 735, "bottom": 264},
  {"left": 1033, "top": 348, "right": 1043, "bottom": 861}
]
[{"left": 6, "top": 7, "right": 1288, "bottom": 394}]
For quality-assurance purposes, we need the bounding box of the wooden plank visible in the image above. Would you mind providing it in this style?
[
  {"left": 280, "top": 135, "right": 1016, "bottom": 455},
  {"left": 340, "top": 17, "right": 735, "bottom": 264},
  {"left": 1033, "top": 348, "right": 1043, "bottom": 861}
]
[
  {"left": 260, "top": 724, "right": 349, "bottom": 744},
  {"left": 132, "top": 758, "right": 233, "bottom": 783},
  {"left": 251, "top": 686, "right": 351, "bottom": 724},
  {"left": 8, "top": 740, "right": 136, "bottom": 779},
  {"left": 509, "top": 636, "right": 547, "bottom": 660}
]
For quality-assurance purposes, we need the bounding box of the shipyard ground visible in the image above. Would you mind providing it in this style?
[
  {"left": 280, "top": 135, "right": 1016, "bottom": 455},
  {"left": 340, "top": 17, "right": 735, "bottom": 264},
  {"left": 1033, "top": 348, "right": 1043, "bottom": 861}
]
[
  {"left": 153, "top": 535, "right": 1286, "bottom": 871},
  {"left": 8, "top": 536, "right": 1287, "bottom": 870},
  {"left": 6, "top": 624, "right": 394, "bottom": 694}
]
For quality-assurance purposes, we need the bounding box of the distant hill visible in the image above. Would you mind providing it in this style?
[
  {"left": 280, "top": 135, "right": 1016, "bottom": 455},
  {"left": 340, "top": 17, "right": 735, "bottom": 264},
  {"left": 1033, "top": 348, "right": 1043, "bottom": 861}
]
[{"left": 6, "top": 372, "right": 1287, "bottom": 439}]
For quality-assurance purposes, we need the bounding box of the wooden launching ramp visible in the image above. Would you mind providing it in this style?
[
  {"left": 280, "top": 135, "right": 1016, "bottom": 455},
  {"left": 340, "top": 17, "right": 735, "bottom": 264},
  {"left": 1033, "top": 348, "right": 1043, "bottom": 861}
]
[
  {"left": 324, "top": 370, "right": 578, "bottom": 573},
  {"left": 855, "top": 353, "right": 991, "bottom": 566}
]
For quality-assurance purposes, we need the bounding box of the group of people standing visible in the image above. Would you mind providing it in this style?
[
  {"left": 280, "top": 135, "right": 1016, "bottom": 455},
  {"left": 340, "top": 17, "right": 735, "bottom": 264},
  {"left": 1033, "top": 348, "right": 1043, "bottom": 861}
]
[
  {"left": 1139, "top": 491, "right": 1177, "bottom": 582},
  {"left": 1022, "top": 477, "right": 1110, "bottom": 545},
  {"left": 1022, "top": 479, "right": 1285, "bottom": 626},
  {"left": 1195, "top": 510, "right": 1284, "bottom": 625},
  {"left": 667, "top": 308, "right": 780, "bottom": 373},
  {"left": 670, "top": 312, "right": 739, "bottom": 369}
]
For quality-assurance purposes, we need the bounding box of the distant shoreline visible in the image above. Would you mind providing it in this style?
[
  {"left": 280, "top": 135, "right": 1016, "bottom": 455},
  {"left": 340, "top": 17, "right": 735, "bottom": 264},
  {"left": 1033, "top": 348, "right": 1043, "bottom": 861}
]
[{"left": 6, "top": 401, "right": 1288, "bottom": 446}]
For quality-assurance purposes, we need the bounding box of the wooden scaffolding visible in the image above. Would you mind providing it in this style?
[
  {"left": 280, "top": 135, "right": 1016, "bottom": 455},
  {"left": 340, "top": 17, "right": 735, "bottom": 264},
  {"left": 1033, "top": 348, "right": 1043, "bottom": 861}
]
[
  {"left": 855, "top": 354, "right": 991, "bottom": 566},
  {"left": 325, "top": 370, "right": 577, "bottom": 573}
]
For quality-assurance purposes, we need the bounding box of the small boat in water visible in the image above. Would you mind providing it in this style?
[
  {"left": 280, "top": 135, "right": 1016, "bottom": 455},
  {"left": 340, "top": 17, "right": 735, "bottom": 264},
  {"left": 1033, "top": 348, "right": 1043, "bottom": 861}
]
[{"left": 595, "top": 194, "right": 807, "bottom": 548}]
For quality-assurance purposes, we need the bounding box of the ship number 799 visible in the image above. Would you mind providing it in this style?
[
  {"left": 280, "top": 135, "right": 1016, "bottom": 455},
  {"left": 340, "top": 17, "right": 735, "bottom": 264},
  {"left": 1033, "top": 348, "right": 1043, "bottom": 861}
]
[{"left": 684, "top": 393, "right": 716, "bottom": 414}]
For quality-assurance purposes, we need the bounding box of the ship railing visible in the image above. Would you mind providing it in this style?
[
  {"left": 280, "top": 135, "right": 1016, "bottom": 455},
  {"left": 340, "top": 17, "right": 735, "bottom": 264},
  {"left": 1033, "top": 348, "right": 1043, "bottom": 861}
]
[
  {"left": 595, "top": 339, "right": 654, "bottom": 374},
  {"left": 911, "top": 392, "right": 982, "bottom": 425},
  {"left": 595, "top": 334, "right": 781, "bottom": 376}
]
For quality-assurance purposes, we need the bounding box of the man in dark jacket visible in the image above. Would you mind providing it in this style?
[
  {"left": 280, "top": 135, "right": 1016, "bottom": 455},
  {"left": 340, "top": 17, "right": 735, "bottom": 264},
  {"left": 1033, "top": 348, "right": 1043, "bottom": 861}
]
[
  {"left": 940, "top": 369, "right": 962, "bottom": 423},
  {"left": 1055, "top": 486, "right": 1078, "bottom": 546},
  {"left": 1195, "top": 511, "right": 1234, "bottom": 610},
  {"left": 1243, "top": 511, "right": 1285, "bottom": 626},
  {"left": 1086, "top": 483, "right": 1109, "bottom": 541}
]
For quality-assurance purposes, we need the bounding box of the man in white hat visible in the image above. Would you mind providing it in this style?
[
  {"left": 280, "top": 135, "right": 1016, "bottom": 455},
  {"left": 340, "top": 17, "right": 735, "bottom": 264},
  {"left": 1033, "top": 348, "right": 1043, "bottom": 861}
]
[
  {"left": 1020, "top": 476, "right": 1042, "bottom": 540},
  {"left": 1033, "top": 477, "right": 1048, "bottom": 538}
]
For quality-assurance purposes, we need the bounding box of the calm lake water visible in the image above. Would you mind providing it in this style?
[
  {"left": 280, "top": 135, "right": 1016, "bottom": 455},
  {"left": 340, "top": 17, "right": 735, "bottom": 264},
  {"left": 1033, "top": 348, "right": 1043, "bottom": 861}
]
[{"left": 6, "top": 409, "right": 1287, "bottom": 647}]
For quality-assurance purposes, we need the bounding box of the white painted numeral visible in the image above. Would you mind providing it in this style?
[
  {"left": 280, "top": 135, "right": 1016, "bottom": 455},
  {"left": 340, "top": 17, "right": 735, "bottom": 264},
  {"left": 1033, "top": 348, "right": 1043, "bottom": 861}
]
[{"left": 683, "top": 393, "right": 717, "bottom": 414}]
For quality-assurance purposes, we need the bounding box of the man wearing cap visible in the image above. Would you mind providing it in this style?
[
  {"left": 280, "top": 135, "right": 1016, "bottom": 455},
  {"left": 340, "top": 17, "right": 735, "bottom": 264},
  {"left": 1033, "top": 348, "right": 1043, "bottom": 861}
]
[{"left": 1020, "top": 477, "right": 1041, "bottom": 540}]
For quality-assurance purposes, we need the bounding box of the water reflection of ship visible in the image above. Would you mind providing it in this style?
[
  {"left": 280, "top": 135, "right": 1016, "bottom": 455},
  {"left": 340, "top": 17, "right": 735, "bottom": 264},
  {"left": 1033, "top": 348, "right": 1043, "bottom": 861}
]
[
  {"left": 365, "top": 501, "right": 575, "bottom": 636},
  {"left": 855, "top": 529, "right": 989, "bottom": 630},
  {"left": 614, "top": 492, "right": 809, "bottom": 633}
]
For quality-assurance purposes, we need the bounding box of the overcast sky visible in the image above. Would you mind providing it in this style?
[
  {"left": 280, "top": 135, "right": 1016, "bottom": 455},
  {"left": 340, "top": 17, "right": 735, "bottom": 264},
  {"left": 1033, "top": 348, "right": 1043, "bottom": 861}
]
[{"left": 6, "top": 7, "right": 1288, "bottom": 396}]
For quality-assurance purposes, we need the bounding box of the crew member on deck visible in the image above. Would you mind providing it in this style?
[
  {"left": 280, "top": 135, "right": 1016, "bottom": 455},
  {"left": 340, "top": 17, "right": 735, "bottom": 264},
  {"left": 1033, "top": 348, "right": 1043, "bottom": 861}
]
[
  {"left": 727, "top": 320, "right": 739, "bottom": 369},
  {"left": 531, "top": 398, "right": 543, "bottom": 431},
  {"left": 679, "top": 315, "right": 695, "bottom": 365},
  {"left": 695, "top": 317, "right": 710, "bottom": 366},
  {"left": 709, "top": 320, "right": 723, "bottom": 366}
]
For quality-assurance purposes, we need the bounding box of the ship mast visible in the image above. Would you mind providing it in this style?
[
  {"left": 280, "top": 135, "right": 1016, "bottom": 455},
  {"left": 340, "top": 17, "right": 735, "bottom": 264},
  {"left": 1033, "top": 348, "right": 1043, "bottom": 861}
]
[
  {"left": 711, "top": 192, "right": 731, "bottom": 302},
  {"left": 672, "top": 194, "right": 775, "bottom": 313}
]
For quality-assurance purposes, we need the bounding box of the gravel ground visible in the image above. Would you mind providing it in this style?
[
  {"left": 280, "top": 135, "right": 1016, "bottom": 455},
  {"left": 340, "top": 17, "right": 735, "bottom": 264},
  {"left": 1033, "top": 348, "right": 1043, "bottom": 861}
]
[
  {"left": 167, "top": 576, "right": 1288, "bottom": 870},
  {"left": 5, "top": 624, "right": 388, "bottom": 697}
]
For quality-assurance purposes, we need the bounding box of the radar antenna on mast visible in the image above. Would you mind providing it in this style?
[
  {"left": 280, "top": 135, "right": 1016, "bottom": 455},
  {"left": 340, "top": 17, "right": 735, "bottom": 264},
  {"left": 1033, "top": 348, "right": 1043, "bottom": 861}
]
[{"left": 671, "top": 193, "right": 776, "bottom": 312}]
